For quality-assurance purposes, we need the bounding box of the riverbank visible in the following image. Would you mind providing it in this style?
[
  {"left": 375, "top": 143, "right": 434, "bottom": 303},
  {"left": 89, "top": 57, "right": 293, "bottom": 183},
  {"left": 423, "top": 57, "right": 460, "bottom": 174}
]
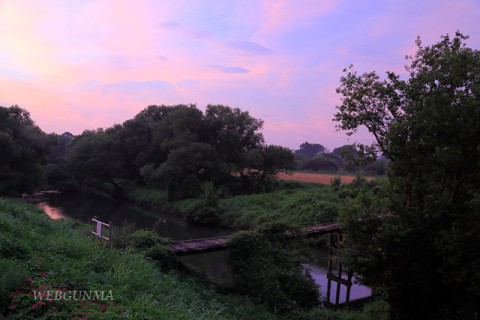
[
  {"left": 0, "top": 198, "right": 275, "bottom": 319},
  {"left": 118, "top": 177, "right": 377, "bottom": 230},
  {"left": 0, "top": 197, "right": 388, "bottom": 319}
]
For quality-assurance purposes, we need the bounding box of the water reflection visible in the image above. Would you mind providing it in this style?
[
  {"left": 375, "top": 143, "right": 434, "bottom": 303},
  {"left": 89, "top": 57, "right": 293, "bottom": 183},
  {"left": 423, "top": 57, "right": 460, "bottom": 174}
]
[
  {"left": 24, "top": 191, "right": 231, "bottom": 240},
  {"left": 26, "top": 191, "right": 371, "bottom": 304},
  {"left": 308, "top": 248, "right": 371, "bottom": 304},
  {"left": 182, "top": 247, "right": 371, "bottom": 304},
  {"left": 35, "top": 202, "right": 66, "bottom": 220}
]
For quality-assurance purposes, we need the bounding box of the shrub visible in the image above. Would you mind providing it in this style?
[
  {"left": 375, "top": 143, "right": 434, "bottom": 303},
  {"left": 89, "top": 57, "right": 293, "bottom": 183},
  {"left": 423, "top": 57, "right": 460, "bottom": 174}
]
[
  {"left": 330, "top": 176, "right": 342, "bottom": 191},
  {"left": 228, "top": 223, "right": 319, "bottom": 312},
  {"left": 127, "top": 229, "right": 169, "bottom": 249},
  {"left": 111, "top": 221, "right": 136, "bottom": 249},
  {"left": 144, "top": 244, "right": 185, "bottom": 271},
  {"left": 187, "top": 182, "right": 221, "bottom": 225}
]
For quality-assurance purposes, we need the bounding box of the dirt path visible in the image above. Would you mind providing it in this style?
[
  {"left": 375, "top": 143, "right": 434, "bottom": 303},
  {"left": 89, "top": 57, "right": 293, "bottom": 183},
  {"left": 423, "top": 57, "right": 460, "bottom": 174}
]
[{"left": 277, "top": 172, "right": 374, "bottom": 184}]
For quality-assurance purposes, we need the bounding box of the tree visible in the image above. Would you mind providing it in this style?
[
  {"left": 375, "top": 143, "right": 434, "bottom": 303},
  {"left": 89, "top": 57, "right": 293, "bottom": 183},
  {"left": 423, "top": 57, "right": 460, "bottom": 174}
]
[
  {"left": 334, "top": 32, "right": 480, "bottom": 319},
  {"left": 297, "top": 154, "right": 339, "bottom": 172},
  {"left": 142, "top": 142, "right": 228, "bottom": 200},
  {"left": 241, "top": 145, "right": 295, "bottom": 192},
  {"left": 64, "top": 128, "right": 125, "bottom": 192},
  {"left": 295, "top": 142, "right": 326, "bottom": 158},
  {"left": 0, "top": 106, "right": 50, "bottom": 196},
  {"left": 204, "top": 104, "right": 264, "bottom": 171}
]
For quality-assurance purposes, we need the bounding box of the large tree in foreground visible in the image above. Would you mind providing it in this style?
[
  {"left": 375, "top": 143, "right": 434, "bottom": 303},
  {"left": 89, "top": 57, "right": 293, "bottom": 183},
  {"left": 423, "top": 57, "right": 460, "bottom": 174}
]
[{"left": 334, "top": 32, "right": 480, "bottom": 319}]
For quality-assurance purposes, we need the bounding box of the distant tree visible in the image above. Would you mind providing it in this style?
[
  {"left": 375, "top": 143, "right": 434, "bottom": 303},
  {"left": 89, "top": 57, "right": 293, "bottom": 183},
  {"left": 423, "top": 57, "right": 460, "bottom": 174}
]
[
  {"left": 295, "top": 142, "right": 326, "bottom": 158},
  {"left": 298, "top": 155, "right": 339, "bottom": 172},
  {"left": 241, "top": 145, "right": 295, "bottom": 192},
  {"left": 0, "top": 105, "right": 50, "bottom": 196},
  {"left": 334, "top": 32, "right": 480, "bottom": 319}
]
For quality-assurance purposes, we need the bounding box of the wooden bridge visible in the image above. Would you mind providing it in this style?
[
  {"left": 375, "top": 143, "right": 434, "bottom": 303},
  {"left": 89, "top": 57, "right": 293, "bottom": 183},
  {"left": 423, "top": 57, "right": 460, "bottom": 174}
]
[{"left": 170, "top": 222, "right": 341, "bottom": 256}]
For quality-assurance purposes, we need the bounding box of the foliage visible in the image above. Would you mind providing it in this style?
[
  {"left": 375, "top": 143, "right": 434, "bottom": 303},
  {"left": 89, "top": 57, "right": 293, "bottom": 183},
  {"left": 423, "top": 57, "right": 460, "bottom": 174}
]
[
  {"left": 52, "top": 104, "right": 294, "bottom": 198},
  {"left": 0, "top": 259, "right": 28, "bottom": 308},
  {"left": 110, "top": 220, "right": 136, "bottom": 249},
  {"left": 218, "top": 182, "right": 342, "bottom": 229},
  {"left": 295, "top": 142, "right": 327, "bottom": 157},
  {"left": 294, "top": 142, "right": 387, "bottom": 175},
  {"left": 284, "top": 299, "right": 389, "bottom": 320},
  {"left": 330, "top": 176, "right": 342, "bottom": 191},
  {"left": 0, "top": 105, "right": 51, "bottom": 196},
  {"left": 334, "top": 32, "right": 480, "bottom": 319},
  {"left": 187, "top": 182, "right": 222, "bottom": 225},
  {"left": 228, "top": 222, "right": 319, "bottom": 312},
  {"left": 241, "top": 145, "right": 295, "bottom": 192},
  {"left": 298, "top": 154, "right": 340, "bottom": 172},
  {"left": 126, "top": 229, "right": 170, "bottom": 249},
  {"left": 0, "top": 198, "right": 280, "bottom": 319}
]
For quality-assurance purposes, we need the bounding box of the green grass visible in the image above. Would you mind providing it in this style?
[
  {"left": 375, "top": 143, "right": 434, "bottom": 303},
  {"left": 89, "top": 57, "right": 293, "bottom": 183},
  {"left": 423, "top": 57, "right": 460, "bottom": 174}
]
[
  {"left": 0, "top": 196, "right": 388, "bottom": 319},
  {"left": 217, "top": 182, "right": 342, "bottom": 229},
  {"left": 118, "top": 180, "right": 344, "bottom": 230},
  {"left": 0, "top": 197, "right": 277, "bottom": 319}
]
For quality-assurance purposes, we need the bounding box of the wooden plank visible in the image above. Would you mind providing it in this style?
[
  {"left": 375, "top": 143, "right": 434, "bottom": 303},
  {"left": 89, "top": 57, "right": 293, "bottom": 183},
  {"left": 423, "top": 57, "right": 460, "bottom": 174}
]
[{"left": 169, "top": 222, "right": 342, "bottom": 255}]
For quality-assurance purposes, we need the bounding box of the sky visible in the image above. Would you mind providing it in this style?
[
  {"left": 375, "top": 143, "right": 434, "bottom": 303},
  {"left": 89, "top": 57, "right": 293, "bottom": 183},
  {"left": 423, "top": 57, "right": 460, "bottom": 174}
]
[{"left": 1, "top": 0, "right": 479, "bottom": 151}]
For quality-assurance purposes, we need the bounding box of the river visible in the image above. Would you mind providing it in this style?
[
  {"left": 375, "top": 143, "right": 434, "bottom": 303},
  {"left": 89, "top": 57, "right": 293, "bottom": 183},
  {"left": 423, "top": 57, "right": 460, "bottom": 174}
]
[{"left": 25, "top": 191, "right": 371, "bottom": 305}]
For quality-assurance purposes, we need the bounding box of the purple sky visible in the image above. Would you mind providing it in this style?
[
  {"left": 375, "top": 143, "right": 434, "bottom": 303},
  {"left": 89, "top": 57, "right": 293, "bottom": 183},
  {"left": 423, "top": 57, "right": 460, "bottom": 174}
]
[{"left": 0, "top": 0, "right": 479, "bottom": 150}]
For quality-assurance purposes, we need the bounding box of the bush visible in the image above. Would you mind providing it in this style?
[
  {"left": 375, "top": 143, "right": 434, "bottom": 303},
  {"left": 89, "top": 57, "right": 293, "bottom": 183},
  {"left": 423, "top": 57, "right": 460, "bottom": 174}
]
[
  {"left": 127, "top": 229, "right": 170, "bottom": 249},
  {"left": 187, "top": 182, "right": 221, "bottom": 225},
  {"left": 228, "top": 223, "right": 319, "bottom": 312},
  {"left": 109, "top": 221, "right": 136, "bottom": 249},
  {"left": 330, "top": 176, "right": 342, "bottom": 191},
  {"left": 144, "top": 244, "right": 185, "bottom": 271}
]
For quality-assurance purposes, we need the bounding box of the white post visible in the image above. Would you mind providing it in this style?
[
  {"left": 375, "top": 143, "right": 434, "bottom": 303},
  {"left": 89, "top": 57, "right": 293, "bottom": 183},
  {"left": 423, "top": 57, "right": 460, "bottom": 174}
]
[{"left": 96, "top": 220, "right": 102, "bottom": 237}]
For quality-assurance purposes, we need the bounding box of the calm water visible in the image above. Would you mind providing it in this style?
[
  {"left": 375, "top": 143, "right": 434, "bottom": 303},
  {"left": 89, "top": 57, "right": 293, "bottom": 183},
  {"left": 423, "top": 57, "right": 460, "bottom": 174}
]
[
  {"left": 24, "top": 191, "right": 231, "bottom": 240},
  {"left": 26, "top": 191, "right": 371, "bottom": 304}
]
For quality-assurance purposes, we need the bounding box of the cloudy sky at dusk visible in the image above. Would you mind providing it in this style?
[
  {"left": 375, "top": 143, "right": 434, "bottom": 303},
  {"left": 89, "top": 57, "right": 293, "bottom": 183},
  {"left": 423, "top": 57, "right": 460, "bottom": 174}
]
[{"left": 1, "top": 0, "right": 479, "bottom": 150}]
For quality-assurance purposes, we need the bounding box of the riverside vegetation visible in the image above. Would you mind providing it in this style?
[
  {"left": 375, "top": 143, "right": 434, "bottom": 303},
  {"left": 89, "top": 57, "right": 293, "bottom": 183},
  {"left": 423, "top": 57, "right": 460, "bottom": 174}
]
[
  {"left": 0, "top": 198, "right": 388, "bottom": 319},
  {"left": 1, "top": 32, "right": 479, "bottom": 319}
]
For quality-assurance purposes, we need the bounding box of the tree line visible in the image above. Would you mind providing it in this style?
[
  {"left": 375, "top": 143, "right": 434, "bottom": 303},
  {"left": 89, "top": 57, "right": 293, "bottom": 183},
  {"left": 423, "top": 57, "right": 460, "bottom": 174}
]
[
  {"left": 1, "top": 102, "right": 388, "bottom": 200},
  {"left": 294, "top": 141, "right": 388, "bottom": 175},
  {"left": 1, "top": 104, "right": 294, "bottom": 199}
]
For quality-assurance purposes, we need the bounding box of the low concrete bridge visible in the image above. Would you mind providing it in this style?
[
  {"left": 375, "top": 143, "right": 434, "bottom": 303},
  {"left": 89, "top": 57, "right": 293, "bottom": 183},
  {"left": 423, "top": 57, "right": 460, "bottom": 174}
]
[{"left": 169, "top": 222, "right": 341, "bottom": 256}]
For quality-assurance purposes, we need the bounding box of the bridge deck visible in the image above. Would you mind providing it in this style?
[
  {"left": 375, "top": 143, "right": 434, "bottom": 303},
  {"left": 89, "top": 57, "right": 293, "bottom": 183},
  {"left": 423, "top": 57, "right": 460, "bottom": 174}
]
[{"left": 170, "top": 222, "right": 341, "bottom": 256}]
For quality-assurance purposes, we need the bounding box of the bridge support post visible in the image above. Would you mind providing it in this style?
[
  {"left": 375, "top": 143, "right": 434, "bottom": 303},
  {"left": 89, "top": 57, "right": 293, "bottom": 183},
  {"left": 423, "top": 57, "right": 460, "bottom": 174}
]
[
  {"left": 345, "top": 270, "right": 353, "bottom": 304},
  {"left": 335, "top": 261, "right": 342, "bottom": 305}
]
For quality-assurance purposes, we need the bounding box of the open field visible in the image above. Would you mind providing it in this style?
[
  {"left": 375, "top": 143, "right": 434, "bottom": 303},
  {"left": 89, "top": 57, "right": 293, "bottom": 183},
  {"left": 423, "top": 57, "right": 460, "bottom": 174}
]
[{"left": 277, "top": 172, "right": 374, "bottom": 184}]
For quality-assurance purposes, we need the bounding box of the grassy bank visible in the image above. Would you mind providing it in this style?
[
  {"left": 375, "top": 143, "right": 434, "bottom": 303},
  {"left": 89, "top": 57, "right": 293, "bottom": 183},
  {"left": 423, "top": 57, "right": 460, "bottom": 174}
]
[
  {"left": 118, "top": 180, "right": 345, "bottom": 230},
  {"left": 0, "top": 197, "right": 388, "bottom": 319},
  {"left": 217, "top": 182, "right": 342, "bottom": 229},
  {"left": 0, "top": 198, "right": 276, "bottom": 319}
]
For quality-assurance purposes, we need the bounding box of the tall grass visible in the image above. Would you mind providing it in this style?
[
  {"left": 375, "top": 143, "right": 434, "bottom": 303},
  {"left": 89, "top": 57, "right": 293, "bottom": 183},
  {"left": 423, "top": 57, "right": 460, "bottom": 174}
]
[
  {"left": 0, "top": 198, "right": 277, "bottom": 319},
  {"left": 217, "top": 182, "right": 342, "bottom": 229}
]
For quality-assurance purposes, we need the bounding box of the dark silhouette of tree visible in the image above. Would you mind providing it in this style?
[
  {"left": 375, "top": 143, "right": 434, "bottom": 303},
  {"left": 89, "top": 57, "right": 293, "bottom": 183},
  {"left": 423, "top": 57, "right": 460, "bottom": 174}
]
[
  {"left": 0, "top": 106, "right": 50, "bottom": 196},
  {"left": 295, "top": 142, "right": 326, "bottom": 158},
  {"left": 334, "top": 32, "right": 480, "bottom": 319}
]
